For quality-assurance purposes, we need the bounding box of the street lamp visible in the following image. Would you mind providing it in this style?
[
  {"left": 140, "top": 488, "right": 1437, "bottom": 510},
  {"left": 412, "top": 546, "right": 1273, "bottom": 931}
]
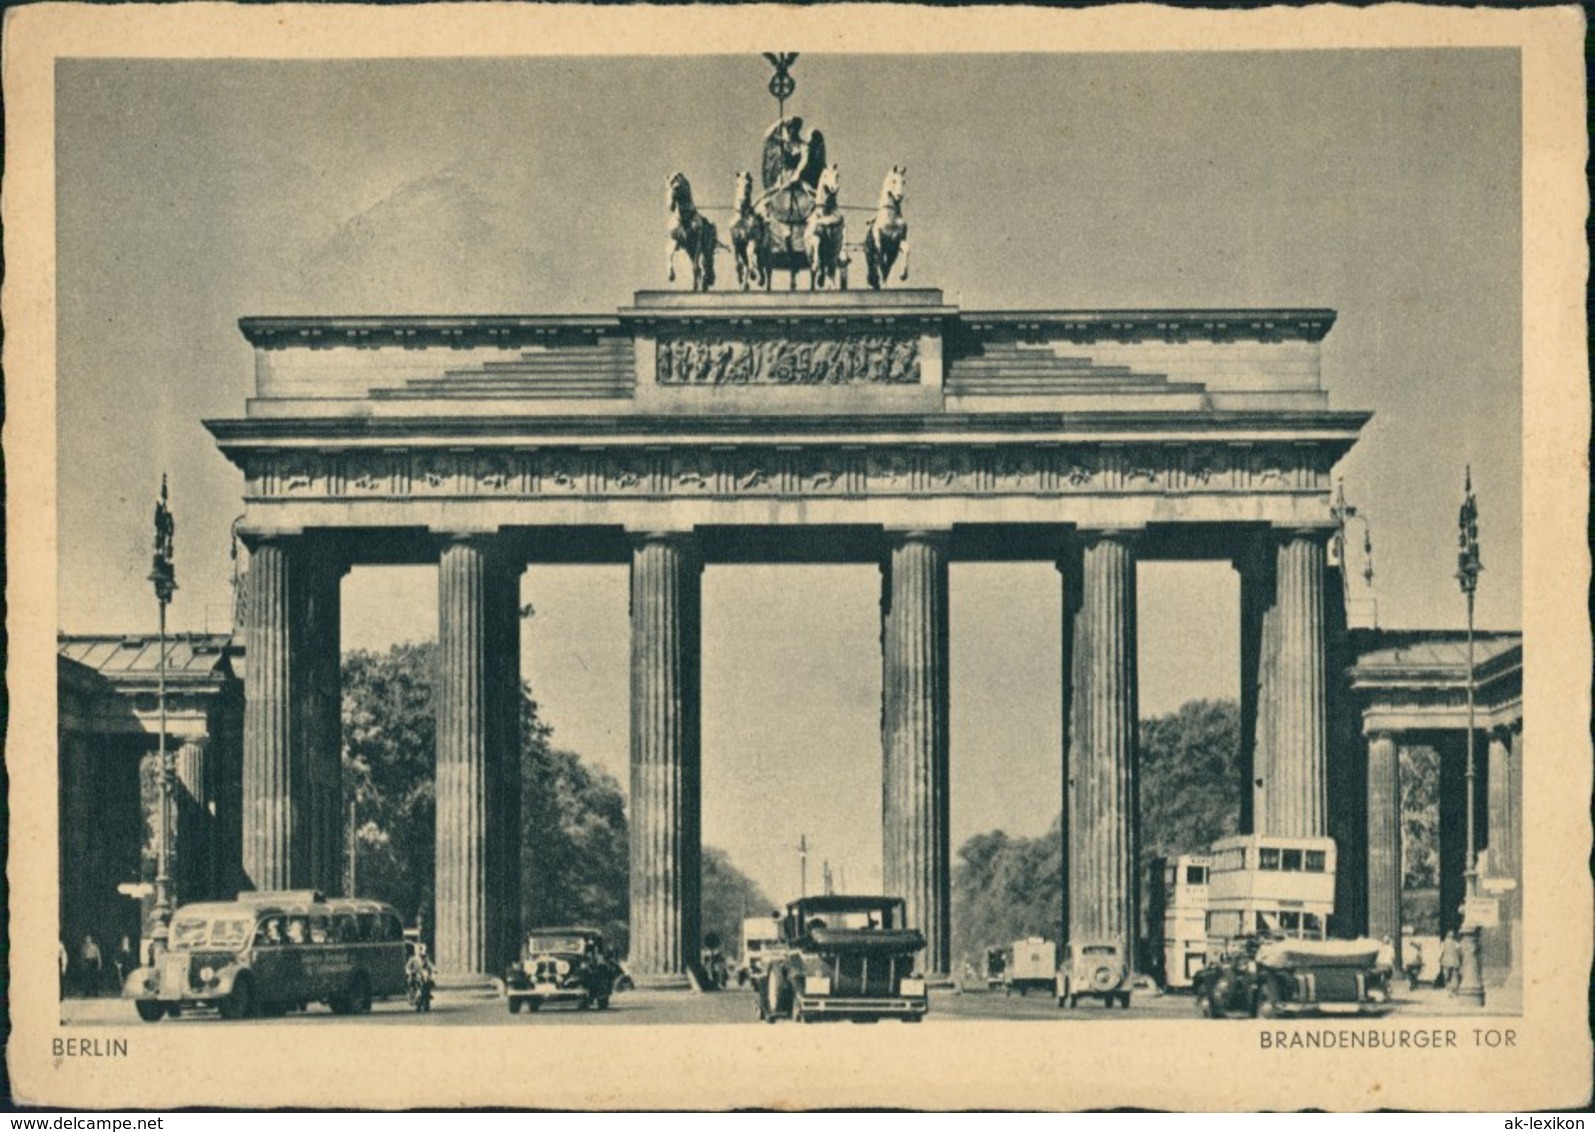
[
  {"left": 1454, "top": 466, "right": 1486, "bottom": 1005},
  {"left": 147, "top": 475, "right": 178, "bottom": 954}
]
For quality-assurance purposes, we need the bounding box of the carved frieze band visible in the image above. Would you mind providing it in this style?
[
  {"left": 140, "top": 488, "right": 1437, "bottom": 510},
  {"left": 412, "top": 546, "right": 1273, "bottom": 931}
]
[
  {"left": 245, "top": 442, "right": 1331, "bottom": 501},
  {"left": 655, "top": 330, "right": 920, "bottom": 386}
]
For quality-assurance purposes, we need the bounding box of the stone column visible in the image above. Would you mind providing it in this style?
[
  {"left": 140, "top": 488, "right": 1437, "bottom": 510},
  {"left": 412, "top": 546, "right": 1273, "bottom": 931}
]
[
  {"left": 495, "top": 558, "right": 525, "bottom": 970},
  {"left": 881, "top": 530, "right": 951, "bottom": 977},
  {"left": 175, "top": 738, "right": 215, "bottom": 903},
  {"left": 434, "top": 535, "right": 517, "bottom": 984},
  {"left": 242, "top": 537, "right": 309, "bottom": 890},
  {"left": 1056, "top": 543, "right": 1082, "bottom": 943},
  {"left": 1365, "top": 731, "right": 1402, "bottom": 944},
  {"left": 1263, "top": 530, "right": 1330, "bottom": 835},
  {"left": 1067, "top": 531, "right": 1139, "bottom": 961},
  {"left": 628, "top": 532, "right": 702, "bottom": 984},
  {"left": 1235, "top": 543, "right": 1274, "bottom": 834},
  {"left": 300, "top": 539, "right": 344, "bottom": 897}
]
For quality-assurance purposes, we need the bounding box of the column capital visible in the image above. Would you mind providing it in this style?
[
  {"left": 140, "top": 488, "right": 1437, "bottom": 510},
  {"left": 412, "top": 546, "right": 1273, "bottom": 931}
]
[
  {"left": 235, "top": 529, "right": 302, "bottom": 553},
  {"left": 1367, "top": 728, "right": 1398, "bottom": 745},
  {"left": 883, "top": 527, "right": 951, "bottom": 547},
  {"left": 1271, "top": 524, "right": 1337, "bottom": 545},
  {"left": 1072, "top": 526, "right": 1145, "bottom": 549}
]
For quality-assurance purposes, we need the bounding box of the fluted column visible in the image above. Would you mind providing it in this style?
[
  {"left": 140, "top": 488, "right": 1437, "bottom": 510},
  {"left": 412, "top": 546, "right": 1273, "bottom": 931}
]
[
  {"left": 1486, "top": 727, "right": 1514, "bottom": 880},
  {"left": 242, "top": 538, "right": 309, "bottom": 890},
  {"left": 300, "top": 539, "right": 344, "bottom": 896},
  {"left": 1365, "top": 731, "right": 1402, "bottom": 944},
  {"left": 1067, "top": 531, "right": 1139, "bottom": 960},
  {"left": 1264, "top": 530, "right": 1330, "bottom": 835},
  {"left": 175, "top": 738, "right": 215, "bottom": 903},
  {"left": 881, "top": 530, "right": 951, "bottom": 976},
  {"left": 435, "top": 536, "right": 516, "bottom": 983},
  {"left": 1235, "top": 543, "right": 1274, "bottom": 834},
  {"left": 495, "top": 558, "right": 524, "bottom": 970},
  {"left": 628, "top": 532, "right": 702, "bottom": 982}
]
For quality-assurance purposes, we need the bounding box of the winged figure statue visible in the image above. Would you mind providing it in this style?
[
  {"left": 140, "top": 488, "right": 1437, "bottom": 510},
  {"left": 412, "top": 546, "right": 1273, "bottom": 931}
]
[{"left": 761, "top": 116, "right": 827, "bottom": 196}]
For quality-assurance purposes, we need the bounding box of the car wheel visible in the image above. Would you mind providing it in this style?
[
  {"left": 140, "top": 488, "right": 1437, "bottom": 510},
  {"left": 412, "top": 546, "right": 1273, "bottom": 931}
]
[
  {"left": 1119, "top": 992, "right": 1132, "bottom": 1010},
  {"left": 134, "top": 1000, "right": 166, "bottom": 1023},
  {"left": 508, "top": 997, "right": 523, "bottom": 1015},
  {"left": 1255, "top": 983, "right": 1281, "bottom": 1020},
  {"left": 1197, "top": 991, "right": 1218, "bottom": 1018},
  {"left": 526, "top": 998, "right": 542, "bottom": 1013},
  {"left": 349, "top": 974, "right": 372, "bottom": 1014},
  {"left": 220, "top": 976, "right": 254, "bottom": 1021},
  {"left": 597, "top": 996, "right": 611, "bottom": 1010},
  {"left": 764, "top": 973, "right": 785, "bottom": 1023},
  {"left": 577, "top": 996, "right": 592, "bottom": 1011}
]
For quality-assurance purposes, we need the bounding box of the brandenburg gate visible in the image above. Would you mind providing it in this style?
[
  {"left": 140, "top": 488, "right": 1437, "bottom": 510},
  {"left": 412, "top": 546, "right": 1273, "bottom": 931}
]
[{"left": 206, "top": 288, "right": 1369, "bottom": 983}]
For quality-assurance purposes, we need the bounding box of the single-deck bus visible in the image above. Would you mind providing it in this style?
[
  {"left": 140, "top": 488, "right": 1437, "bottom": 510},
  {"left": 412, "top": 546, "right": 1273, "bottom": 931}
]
[
  {"left": 1203, "top": 835, "right": 1337, "bottom": 958},
  {"left": 123, "top": 890, "right": 408, "bottom": 1021}
]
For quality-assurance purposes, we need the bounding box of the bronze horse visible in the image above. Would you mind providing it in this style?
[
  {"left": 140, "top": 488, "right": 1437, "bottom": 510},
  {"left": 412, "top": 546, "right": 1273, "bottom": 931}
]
[
  {"left": 804, "top": 164, "right": 846, "bottom": 291},
  {"left": 729, "top": 171, "right": 769, "bottom": 291},
  {"left": 864, "top": 165, "right": 910, "bottom": 290},
  {"left": 666, "top": 172, "right": 717, "bottom": 291}
]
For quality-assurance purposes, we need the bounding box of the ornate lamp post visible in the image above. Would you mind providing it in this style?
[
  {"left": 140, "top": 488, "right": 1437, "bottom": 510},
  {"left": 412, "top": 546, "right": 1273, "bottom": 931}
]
[
  {"left": 1454, "top": 466, "right": 1486, "bottom": 1005},
  {"left": 147, "top": 475, "right": 178, "bottom": 953}
]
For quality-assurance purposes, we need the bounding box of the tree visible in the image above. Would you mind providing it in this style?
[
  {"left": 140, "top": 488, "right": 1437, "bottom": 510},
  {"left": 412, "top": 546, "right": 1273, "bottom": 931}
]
[
  {"left": 342, "top": 641, "right": 765, "bottom": 964},
  {"left": 700, "top": 846, "right": 775, "bottom": 960},
  {"left": 950, "top": 699, "right": 1242, "bottom": 966},
  {"left": 1400, "top": 744, "right": 1440, "bottom": 890},
  {"left": 1138, "top": 699, "right": 1242, "bottom": 862}
]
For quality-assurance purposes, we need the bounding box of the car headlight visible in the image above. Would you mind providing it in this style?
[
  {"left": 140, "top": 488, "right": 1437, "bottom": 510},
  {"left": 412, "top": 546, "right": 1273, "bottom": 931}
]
[
  {"left": 1367, "top": 986, "right": 1388, "bottom": 1003},
  {"left": 199, "top": 966, "right": 215, "bottom": 983},
  {"left": 523, "top": 960, "right": 538, "bottom": 975},
  {"left": 805, "top": 976, "right": 831, "bottom": 996},
  {"left": 900, "top": 977, "right": 926, "bottom": 997},
  {"left": 556, "top": 959, "right": 571, "bottom": 976}
]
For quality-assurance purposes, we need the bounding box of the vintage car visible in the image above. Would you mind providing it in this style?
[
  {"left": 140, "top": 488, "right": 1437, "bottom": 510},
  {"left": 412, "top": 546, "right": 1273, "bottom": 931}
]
[
  {"left": 504, "top": 927, "right": 621, "bottom": 1014},
  {"left": 1193, "top": 937, "right": 1391, "bottom": 1018},
  {"left": 756, "top": 895, "right": 929, "bottom": 1024},
  {"left": 1004, "top": 937, "right": 1057, "bottom": 997},
  {"left": 1056, "top": 939, "right": 1133, "bottom": 1009}
]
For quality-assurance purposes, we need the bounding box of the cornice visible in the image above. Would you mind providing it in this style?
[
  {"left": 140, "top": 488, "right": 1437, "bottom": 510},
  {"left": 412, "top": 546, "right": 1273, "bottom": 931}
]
[
  {"left": 205, "top": 409, "right": 1373, "bottom": 447},
  {"left": 238, "top": 306, "right": 1339, "bottom": 351}
]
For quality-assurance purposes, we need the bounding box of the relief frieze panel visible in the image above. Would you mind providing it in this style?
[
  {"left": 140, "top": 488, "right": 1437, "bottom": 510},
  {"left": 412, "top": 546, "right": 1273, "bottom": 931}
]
[
  {"left": 655, "top": 329, "right": 920, "bottom": 386},
  {"left": 245, "top": 443, "right": 1332, "bottom": 501}
]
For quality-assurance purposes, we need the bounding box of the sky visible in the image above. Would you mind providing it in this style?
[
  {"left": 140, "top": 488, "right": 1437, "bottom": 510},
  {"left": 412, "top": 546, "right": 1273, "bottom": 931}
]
[{"left": 55, "top": 51, "right": 1522, "bottom": 903}]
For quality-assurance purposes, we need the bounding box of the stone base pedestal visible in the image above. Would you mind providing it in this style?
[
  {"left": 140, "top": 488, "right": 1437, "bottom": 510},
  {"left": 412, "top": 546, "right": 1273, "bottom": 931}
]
[
  {"left": 433, "top": 973, "right": 504, "bottom": 999},
  {"left": 630, "top": 973, "right": 694, "bottom": 991}
]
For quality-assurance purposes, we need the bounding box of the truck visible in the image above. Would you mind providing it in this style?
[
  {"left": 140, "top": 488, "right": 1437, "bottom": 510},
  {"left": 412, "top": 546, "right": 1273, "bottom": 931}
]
[{"left": 1003, "top": 937, "right": 1057, "bottom": 996}]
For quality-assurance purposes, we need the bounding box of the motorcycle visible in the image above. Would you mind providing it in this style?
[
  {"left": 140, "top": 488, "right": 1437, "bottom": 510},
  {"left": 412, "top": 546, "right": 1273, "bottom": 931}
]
[{"left": 406, "top": 968, "right": 435, "bottom": 1013}]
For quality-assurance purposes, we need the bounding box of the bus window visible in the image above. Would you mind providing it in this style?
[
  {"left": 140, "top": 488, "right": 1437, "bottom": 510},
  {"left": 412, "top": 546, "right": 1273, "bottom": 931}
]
[
  {"left": 1282, "top": 849, "right": 1303, "bottom": 871},
  {"left": 1304, "top": 850, "right": 1327, "bottom": 872},
  {"left": 309, "top": 914, "right": 330, "bottom": 945},
  {"left": 1302, "top": 913, "right": 1324, "bottom": 937},
  {"left": 1259, "top": 847, "right": 1281, "bottom": 870},
  {"left": 210, "top": 918, "right": 252, "bottom": 951},
  {"left": 286, "top": 917, "right": 308, "bottom": 945},
  {"left": 1185, "top": 865, "right": 1207, "bottom": 886},
  {"left": 357, "top": 913, "right": 377, "bottom": 941},
  {"left": 1278, "top": 911, "right": 1301, "bottom": 933},
  {"left": 382, "top": 913, "right": 403, "bottom": 941},
  {"left": 256, "top": 916, "right": 285, "bottom": 947},
  {"left": 333, "top": 913, "right": 358, "bottom": 943}
]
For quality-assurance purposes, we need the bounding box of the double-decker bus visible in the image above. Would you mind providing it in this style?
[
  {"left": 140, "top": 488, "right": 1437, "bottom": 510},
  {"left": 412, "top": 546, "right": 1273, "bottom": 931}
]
[
  {"left": 1145, "top": 854, "right": 1212, "bottom": 989},
  {"left": 123, "top": 890, "right": 408, "bottom": 1021},
  {"left": 1202, "top": 834, "right": 1337, "bottom": 957}
]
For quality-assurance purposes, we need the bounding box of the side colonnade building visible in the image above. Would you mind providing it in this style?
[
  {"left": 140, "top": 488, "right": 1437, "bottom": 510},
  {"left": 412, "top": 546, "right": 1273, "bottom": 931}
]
[{"left": 200, "top": 289, "right": 1370, "bottom": 985}]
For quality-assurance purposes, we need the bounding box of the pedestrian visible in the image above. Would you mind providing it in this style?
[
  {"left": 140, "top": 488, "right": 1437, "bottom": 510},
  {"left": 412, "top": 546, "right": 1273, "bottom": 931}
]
[
  {"left": 1439, "top": 929, "right": 1462, "bottom": 995},
  {"left": 58, "top": 939, "right": 69, "bottom": 999},
  {"left": 1401, "top": 930, "right": 1422, "bottom": 991},
  {"left": 78, "top": 934, "right": 103, "bottom": 998},
  {"left": 113, "top": 935, "right": 136, "bottom": 988}
]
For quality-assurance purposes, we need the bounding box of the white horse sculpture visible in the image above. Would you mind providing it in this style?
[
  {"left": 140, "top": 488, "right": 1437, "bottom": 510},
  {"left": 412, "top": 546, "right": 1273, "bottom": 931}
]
[
  {"left": 864, "top": 165, "right": 910, "bottom": 290},
  {"left": 729, "top": 170, "right": 769, "bottom": 291},
  {"left": 804, "top": 164, "right": 846, "bottom": 291}
]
